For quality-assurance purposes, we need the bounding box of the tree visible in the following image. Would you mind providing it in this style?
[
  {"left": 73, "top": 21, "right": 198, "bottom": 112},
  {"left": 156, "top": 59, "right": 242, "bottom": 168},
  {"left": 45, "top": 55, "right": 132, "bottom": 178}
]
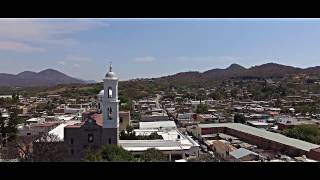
[
  {"left": 31, "top": 133, "right": 68, "bottom": 162},
  {"left": 0, "top": 112, "right": 6, "bottom": 146},
  {"left": 146, "top": 132, "right": 163, "bottom": 140},
  {"left": 208, "top": 91, "right": 224, "bottom": 100},
  {"left": 132, "top": 111, "right": 141, "bottom": 121},
  {"left": 6, "top": 108, "right": 18, "bottom": 141},
  {"left": 84, "top": 147, "right": 102, "bottom": 162},
  {"left": 141, "top": 148, "right": 167, "bottom": 162},
  {"left": 196, "top": 89, "right": 207, "bottom": 101},
  {"left": 0, "top": 109, "right": 24, "bottom": 160},
  {"left": 234, "top": 113, "right": 246, "bottom": 124},
  {"left": 85, "top": 144, "right": 136, "bottom": 162},
  {"left": 196, "top": 103, "right": 208, "bottom": 114},
  {"left": 283, "top": 124, "right": 320, "bottom": 144},
  {"left": 11, "top": 92, "right": 19, "bottom": 104}
]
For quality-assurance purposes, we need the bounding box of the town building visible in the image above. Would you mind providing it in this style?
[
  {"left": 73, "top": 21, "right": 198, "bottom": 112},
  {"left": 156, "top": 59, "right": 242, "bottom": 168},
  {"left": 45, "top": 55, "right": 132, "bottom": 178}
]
[{"left": 194, "top": 123, "right": 320, "bottom": 159}]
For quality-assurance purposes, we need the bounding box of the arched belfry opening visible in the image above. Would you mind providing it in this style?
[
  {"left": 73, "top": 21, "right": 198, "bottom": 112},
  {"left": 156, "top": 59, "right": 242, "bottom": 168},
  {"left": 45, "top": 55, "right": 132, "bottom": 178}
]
[
  {"left": 107, "top": 107, "right": 113, "bottom": 120},
  {"left": 108, "top": 87, "right": 113, "bottom": 98}
]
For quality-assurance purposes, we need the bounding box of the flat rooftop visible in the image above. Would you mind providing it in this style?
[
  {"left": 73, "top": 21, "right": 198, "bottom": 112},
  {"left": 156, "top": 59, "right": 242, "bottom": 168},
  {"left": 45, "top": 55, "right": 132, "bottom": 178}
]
[
  {"left": 119, "top": 140, "right": 185, "bottom": 151},
  {"left": 139, "top": 121, "right": 176, "bottom": 129},
  {"left": 48, "top": 120, "right": 81, "bottom": 141},
  {"left": 198, "top": 123, "right": 320, "bottom": 152}
]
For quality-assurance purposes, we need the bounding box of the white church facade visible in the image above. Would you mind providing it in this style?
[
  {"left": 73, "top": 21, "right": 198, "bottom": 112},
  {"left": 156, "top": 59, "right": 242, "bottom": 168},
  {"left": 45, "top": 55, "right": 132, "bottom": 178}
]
[{"left": 63, "top": 64, "right": 199, "bottom": 161}]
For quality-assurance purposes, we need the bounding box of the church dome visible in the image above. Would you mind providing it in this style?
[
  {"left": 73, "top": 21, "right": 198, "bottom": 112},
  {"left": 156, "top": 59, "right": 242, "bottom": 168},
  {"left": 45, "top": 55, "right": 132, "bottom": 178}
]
[
  {"left": 105, "top": 63, "right": 117, "bottom": 78},
  {"left": 98, "top": 90, "right": 104, "bottom": 96},
  {"left": 105, "top": 71, "right": 116, "bottom": 78}
]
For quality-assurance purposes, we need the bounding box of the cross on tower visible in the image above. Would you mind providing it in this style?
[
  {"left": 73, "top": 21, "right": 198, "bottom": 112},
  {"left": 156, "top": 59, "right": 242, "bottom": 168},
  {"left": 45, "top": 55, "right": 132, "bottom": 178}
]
[{"left": 109, "top": 61, "right": 112, "bottom": 72}]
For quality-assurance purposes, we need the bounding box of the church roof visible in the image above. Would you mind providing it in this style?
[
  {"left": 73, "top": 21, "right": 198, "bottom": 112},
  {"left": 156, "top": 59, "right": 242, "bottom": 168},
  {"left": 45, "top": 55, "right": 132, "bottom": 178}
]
[
  {"left": 65, "top": 113, "right": 103, "bottom": 128},
  {"left": 91, "top": 113, "right": 103, "bottom": 126},
  {"left": 98, "top": 90, "right": 104, "bottom": 96},
  {"left": 105, "top": 63, "right": 118, "bottom": 79}
]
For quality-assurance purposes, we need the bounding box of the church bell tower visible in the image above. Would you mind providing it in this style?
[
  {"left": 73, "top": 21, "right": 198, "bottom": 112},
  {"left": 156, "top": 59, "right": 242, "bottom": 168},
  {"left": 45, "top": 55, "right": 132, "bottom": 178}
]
[{"left": 102, "top": 63, "right": 119, "bottom": 145}]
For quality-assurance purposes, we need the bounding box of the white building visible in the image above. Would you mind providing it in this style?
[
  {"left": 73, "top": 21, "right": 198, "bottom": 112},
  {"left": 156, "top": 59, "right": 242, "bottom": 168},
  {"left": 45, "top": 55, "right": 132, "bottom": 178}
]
[{"left": 120, "top": 120, "right": 200, "bottom": 161}]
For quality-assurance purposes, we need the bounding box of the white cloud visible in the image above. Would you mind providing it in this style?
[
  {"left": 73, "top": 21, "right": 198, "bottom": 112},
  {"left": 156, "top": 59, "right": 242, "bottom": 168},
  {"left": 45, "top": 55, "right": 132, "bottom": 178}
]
[
  {"left": 72, "top": 64, "right": 81, "bottom": 68},
  {"left": 57, "top": 61, "right": 66, "bottom": 65},
  {"left": 0, "top": 19, "right": 108, "bottom": 53},
  {"left": 176, "top": 56, "right": 241, "bottom": 62},
  {"left": 216, "top": 56, "right": 241, "bottom": 61},
  {"left": 134, "top": 56, "right": 156, "bottom": 63},
  {"left": 65, "top": 55, "right": 91, "bottom": 62},
  {"left": 0, "top": 41, "right": 46, "bottom": 53}
]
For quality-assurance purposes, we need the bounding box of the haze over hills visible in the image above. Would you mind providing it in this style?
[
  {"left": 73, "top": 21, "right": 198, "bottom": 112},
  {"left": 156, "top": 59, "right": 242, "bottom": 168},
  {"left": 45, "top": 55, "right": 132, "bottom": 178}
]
[
  {"left": 0, "top": 69, "right": 88, "bottom": 87},
  {"left": 155, "top": 63, "right": 320, "bottom": 86},
  {"left": 1, "top": 63, "right": 320, "bottom": 88}
]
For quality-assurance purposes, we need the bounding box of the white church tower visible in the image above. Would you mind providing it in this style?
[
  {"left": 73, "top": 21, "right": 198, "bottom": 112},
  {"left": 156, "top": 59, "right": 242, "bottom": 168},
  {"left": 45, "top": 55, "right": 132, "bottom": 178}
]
[{"left": 102, "top": 63, "right": 119, "bottom": 145}]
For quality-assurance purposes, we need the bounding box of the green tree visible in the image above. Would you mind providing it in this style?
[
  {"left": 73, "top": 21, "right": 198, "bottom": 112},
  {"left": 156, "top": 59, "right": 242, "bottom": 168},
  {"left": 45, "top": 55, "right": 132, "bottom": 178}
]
[
  {"left": 6, "top": 108, "right": 18, "bottom": 141},
  {"left": 132, "top": 111, "right": 141, "bottom": 121},
  {"left": 85, "top": 144, "right": 136, "bottom": 162},
  {"left": 196, "top": 103, "right": 208, "bottom": 114},
  {"left": 234, "top": 113, "right": 246, "bottom": 124},
  {"left": 141, "top": 148, "right": 167, "bottom": 162},
  {"left": 283, "top": 124, "right": 320, "bottom": 144},
  {"left": 11, "top": 92, "right": 19, "bottom": 104},
  {"left": 208, "top": 91, "right": 223, "bottom": 100},
  {"left": 0, "top": 112, "right": 6, "bottom": 144},
  {"left": 196, "top": 89, "right": 207, "bottom": 101},
  {"left": 84, "top": 147, "right": 102, "bottom": 162}
]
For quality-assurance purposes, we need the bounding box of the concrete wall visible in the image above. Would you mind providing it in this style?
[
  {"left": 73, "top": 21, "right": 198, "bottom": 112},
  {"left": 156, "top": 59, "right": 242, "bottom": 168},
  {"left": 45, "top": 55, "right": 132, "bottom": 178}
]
[
  {"left": 102, "top": 128, "right": 118, "bottom": 145},
  {"left": 64, "top": 125, "right": 103, "bottom": 161},
  {"left": 307, "top": 148, "right": 320, "bottom": 160},
  {"left": 119, "top": 111, "right": 130, "bottom": 132}
]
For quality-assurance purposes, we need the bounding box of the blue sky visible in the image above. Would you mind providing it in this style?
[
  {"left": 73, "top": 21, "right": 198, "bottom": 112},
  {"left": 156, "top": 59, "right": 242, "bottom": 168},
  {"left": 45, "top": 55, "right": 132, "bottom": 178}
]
[{"left": 1, "top": 18, "right": 320, "bottom": 81}]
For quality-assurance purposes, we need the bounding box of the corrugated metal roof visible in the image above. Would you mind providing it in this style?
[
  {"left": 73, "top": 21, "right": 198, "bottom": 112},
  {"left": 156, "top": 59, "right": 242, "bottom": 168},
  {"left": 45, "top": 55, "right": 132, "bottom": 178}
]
[
  {"left": 199, "top": 123, "right": 320, "bottom": 151},
  {"left": 230, "top": 148, "right": 258, "bottom": 159}
]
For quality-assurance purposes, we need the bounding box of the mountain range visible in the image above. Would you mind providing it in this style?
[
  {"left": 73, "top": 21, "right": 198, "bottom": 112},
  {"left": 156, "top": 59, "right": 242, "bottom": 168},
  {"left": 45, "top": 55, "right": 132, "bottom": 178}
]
[
  {"left": 156, "top": 63, "right": 320, "bottom": 85},
  {"left": 1, "top": 63, "right": 320, "bottom": 87},
  {"left": 0, "top": 69, "right": 89, "bottom": 87}
]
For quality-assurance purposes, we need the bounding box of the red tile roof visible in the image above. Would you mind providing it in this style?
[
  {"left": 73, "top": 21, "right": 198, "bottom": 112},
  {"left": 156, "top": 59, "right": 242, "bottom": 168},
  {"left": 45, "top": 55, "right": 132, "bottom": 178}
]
[
  {"left": 91, "top": 113, "right": 103, "bottom": 126},
  {"left": 65, "top": 113, "right": 103, "bottom": 128}
]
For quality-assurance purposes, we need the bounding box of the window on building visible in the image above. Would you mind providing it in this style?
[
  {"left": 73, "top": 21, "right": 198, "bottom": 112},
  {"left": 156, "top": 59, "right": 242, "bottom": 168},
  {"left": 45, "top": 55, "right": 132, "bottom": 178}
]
[
  {"left": 108, "top": 87, "right": 113, "bottom": 98},
  {"left": 108, "top": 138, "right": 111, "bottom": 144},
  {"left": 70, "top": 138, "right": 74, "bottom": 145},
  {"left": 88, "top": 134, "right": 94, "bottom": 143},
  {"left": 2, "top": 139, "right": 7, "bottom": 147},
  {"left": 120, "top": 117, "right": 123, "bottom": 124},
  {"left": 70, "top": 149, "right": 74, "bottom": 155},
  {"left": 108, "top": 107, "right": 112, "bottom": 120},
  {"left": 98, "top": 103, "right": 100, "bottom": 110}
]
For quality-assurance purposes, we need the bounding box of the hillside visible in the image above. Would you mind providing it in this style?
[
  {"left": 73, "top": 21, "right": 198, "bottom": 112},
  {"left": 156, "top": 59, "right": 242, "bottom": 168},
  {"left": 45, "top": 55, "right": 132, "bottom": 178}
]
[
  {"left": 0, "top": 69, "right": 87, "bottom": 87},
  {"left": 156, "top": 63, "right": 320, "bottom": 85}
]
